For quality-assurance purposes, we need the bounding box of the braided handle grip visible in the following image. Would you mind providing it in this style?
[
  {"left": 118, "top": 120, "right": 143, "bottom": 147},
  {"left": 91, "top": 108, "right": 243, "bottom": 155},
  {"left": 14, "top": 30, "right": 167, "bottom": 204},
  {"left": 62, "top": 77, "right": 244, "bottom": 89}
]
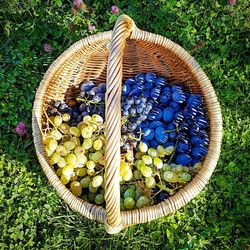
[{"left": 104, "top": 15, "right": 135, "bottom": 231}]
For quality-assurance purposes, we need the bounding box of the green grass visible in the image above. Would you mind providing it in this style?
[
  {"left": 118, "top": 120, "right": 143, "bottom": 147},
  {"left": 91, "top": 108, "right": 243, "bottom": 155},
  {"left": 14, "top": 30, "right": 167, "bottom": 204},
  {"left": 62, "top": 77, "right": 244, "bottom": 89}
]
[{"left": 0, "top": 0, "right": 249, "bottom": 249}]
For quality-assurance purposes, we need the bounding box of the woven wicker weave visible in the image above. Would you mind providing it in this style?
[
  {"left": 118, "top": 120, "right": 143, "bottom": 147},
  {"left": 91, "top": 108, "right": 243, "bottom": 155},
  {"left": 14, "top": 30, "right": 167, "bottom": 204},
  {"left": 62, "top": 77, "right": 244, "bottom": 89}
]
[{"left": 32, "top": 15, "right": 222, "bottom": 234}]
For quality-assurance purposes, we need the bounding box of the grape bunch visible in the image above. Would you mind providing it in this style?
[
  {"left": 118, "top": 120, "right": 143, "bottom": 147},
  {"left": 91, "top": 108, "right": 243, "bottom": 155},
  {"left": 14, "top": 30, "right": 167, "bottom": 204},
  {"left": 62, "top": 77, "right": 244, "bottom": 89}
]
[{"left": 44, "top": 113, "right": 106, "bottom": 205}]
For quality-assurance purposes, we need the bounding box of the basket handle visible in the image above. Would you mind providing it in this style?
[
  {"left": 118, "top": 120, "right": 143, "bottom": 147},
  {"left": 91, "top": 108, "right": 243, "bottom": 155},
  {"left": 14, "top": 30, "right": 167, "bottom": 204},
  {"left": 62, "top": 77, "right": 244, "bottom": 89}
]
[{"left": 104, "top": 14, "right": 135, "bottom": 232}]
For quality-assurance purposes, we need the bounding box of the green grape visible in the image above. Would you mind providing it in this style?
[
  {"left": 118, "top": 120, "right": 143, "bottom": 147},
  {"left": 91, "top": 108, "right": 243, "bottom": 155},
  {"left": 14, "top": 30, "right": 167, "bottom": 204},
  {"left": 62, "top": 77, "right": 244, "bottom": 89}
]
[
  {"left": 178, "top": 172, "right": 191, "bottom": 182},
  {"left": 162, "top": 163, "right": 172, "bottom": 171},
  {"left": 163, "top": 171, "right": 178, "bottom": 183},
  {"left": 76, "top": 153, "right": 87, "bottom": 165},
  {"left": 70, "top": 136, "right": 80, "bottom": 146},
  {"left": 69, "top": 126, "right": 81, "bottom": 137},
  {"left": 134, "top": 169, "right": 142, "bottom": 180},
  {"left": 136, "top": 196, "right": 150, "bottom": 208},
  {"left": 50, "top": 130, "right": 62, "bottom": 140},
  {"left": 56, "top": 168, "right": 62, "bottom": 177},
  {"left": 81, "top": 127, "right": 94, "bottom": 139},
  {"left": 63, "top": 141, "right": 76, "bottom": 151},
  {"left": 66, "top": 153, "right": 77, "bottom": 166},
  {"left": 82, "top": 138, "right": 93, "bottom": 149},
  {"left": 148, "top": 148, "right": 158, "bottom": 157},
  {"left": 92, "top": 175, "right": 103, "bottom": 188},
  {"left": 153, "top": 157, "right": 163, "bottom": 169},
  {"left": 92, "top": 152, "right": 103, "bottom": 163},
  {"left": 145, "top": 176, "right": 156, "bottom": 188},
  {"left": 89, "top": 153, "right": 94, "bottom": 160},
  {"left": 57, "top": 157, "right": 66, "bottom": 168},
  {"left": 95, "top": 194, "right": 104, "bottom": 204},
  {"left": 135, "top": 189, "right": 142, "bottom": 200},
  {"left": 123, "top": 169, "right": 133, "bottom": 181},
  {"left": 157, "top": 145, "right": 166, "bottom": 157},
  {"left": 83, "top": 115, "right": 92, "bottom": 122},
  {"left": 135, "top": 151, "right": 144, "bottom": 160},
  {"left": 89, "top": 123, "right": 98, "bottom": 132},
  {"left": 62, "top": 113, "right": 71, "bottom": 122},
  {"left": 183, "top": 166, "right": 189, "bottom": 172},
  {"left": 45, "top": 148, "right": 53, "bottom": 157},
  {"left": 89, "top": 147, "right": 96, "bottom": 153},
  {"left": 48, "top": 138, "right": 58, "bottom": 152},
  {"left": 124, "top": 197, "right": 135, "bottom": 209},
  {"left": 88, "top": 193, "right": 96, "bottom": 203},
  {"left": 172, "top": 165, "right": 184, "bottom": 173},
  {"left": 74, "top": 146, "right": 85, "bottom": 155},
  {"left": 89, "top": 182, "right": 98, "bottom": 193},
  {"left": 100, "top": 189, "right": 105, "bottom": 195},
  {"left": 62, "top": 165, "right": 74, "bottom": 177},
  {"left": 124, "top": 188, "right": 135, "bottom": 199},
  {"left": 58, "top": 123, "right": 70, "bottom": 135},
  {"left": 120, "top": 161, "right": 130, "bottom": 176},
  {"left": 193, "top": 162, "right": 202, "bottom": 172},
  {"left": 93, "top": 139, "right": 103, "bottom": 150},
  {"left": 135, "top": 160, "right": 145, "bottom": 171},
  {"left": 87, "top": 168, "right": 95, "bottom": 176},
  {"left": 70, "top": 181, "right": 82, "bottom": 196},
  {"left": 60, "top": 174, "right": 70, "bottom": 185},
  {"left": 82, "top": 194, "right": 88, "bottom": 202},
  {"left": 125, "top": 150, "right": 134, "bottom": 162},
  {"left": 56, "top": 145, "right": 68, "bottom": 156},
  {"left": 142, "top": 155, "right": 153, "bottom": 165},
  {"left": 165, "top": 146, "right": 175, "bottom": 155},
  {"left": 139, "top": 142, "right": 148, "bottom": 153},
  {"left": 86, "top": 160, "right": 95, "bottom": 170},
  {"left": 80, "top": 176, "right": 91, "bottom": 188},
  {"left": 76, "top": 167, "right": 87, "bottom": 177},
  {"left": 92, "top": 114, "right": 103, "bottom": 124},
  {"left": 50, "top": 152, "right": 61, "bottom": 165},
  {"left": 54, "top": 115, "right": 63, "bottom": 127},
  {"left": 140, "top": 165, "right": 153, "bottom": 177}
]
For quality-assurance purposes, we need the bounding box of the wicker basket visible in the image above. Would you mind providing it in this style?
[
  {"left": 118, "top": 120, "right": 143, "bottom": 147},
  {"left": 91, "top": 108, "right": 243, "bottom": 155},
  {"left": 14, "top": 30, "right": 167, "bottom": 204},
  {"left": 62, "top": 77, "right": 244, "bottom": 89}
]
[{"left": 32, "top": 15, "right": 222, "bottom": 234}]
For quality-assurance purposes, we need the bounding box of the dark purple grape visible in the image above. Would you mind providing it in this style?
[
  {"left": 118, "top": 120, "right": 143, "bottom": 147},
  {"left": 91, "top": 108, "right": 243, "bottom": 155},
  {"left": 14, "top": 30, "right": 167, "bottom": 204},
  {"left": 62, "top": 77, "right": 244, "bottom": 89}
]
[{"left": 80, "top": 81, "right": 94, "bottom": 92}]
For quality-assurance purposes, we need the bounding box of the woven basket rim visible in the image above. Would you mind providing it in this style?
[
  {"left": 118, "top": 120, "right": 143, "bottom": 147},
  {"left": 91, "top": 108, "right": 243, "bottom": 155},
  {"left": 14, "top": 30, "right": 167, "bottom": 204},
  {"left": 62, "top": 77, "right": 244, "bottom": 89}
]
[{"left": 32, "top": 25, "right": 222, "bottom": 231}]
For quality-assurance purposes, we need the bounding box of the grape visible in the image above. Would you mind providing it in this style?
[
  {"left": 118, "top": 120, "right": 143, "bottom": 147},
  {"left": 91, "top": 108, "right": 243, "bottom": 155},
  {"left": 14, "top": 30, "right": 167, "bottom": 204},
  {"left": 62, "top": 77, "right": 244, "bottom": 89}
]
[
  {"left": 145, "top": 176, "right": 156, "bottom": 188},
  {"left": 62, "top": 165, "right": 74, "bottom": 177},
  {"left": 140, "top": 165, "right": 153, "bottom": 177},
  {"left": 47, "top": 138, "right": 58, "bottom": 152},
  {"left": 82, "top": 138, "right": 93, "bottom": 149},
  {"left": 86, "top": 160, "right": 95, "bottom": 170},
  {"left": 148, "top": 148, "right": 158, "bottom": 158},
  {"left": 81, "top": 127, "right": 94, "bottom": 139},
  {"left": 135, "top": 151, "right": 144, "bottom": 160},
  {"left": 64, "top": 141, "right": 76, "bottom": 150},
  {"left": 54, "top": 116, "right": 63, "bottom": 127},
  {"left": 120, "top": 161, "right": 130, "bottom": 176},
  {"left": 59, "top": 123, "right": 70, "bottom": 134},
  {"left": 60, "top": 174, "right": 70, "bottom": 185},
  {"left": 74, "top": 146, "right": 85, "bottom": 155},
  {"left": 69, "top": 127, "right": 81, "bottom": 137},
  {"left": 134, "top": 169, "right": 142, "bottom": 180},
  {"left": 157, "top": 145, "right": 165, "bottom": 157},
  {"left": 92, "top": 152, "right": 103, "bottom": 163},
  {"left": 50, "top": 152, "right": 61, "bottom": 165},
  {"left": 93, "top": 139, "right": 103, "bottom": 150},
  {"left": 56, "top": 145, "right": 68, "bottom": 156},
  {"left": 162, "top": 163, "right": 172, "bottom": 171},
  {"left": 89, "top": 182, "right": 98, "bottom": 193},
  {"left": 136, "top": 196, "right": 150, "bottom": 208},
  {"left": 124, "top": 188, "right": 135, "bottom": 198},
  {"left": 88, "top": 193, "right": 96, "bottom": 203},
  {"left": 124, "top": 197, "right": 135, "bottom": 209},
  {"left": 50, "top": 130, "right": 62, "bottom": 140},
  {"left": 80, "top": 176, "right": 91, "bottom": 188},
  {"left": 76, "top": 167, "right": 87, "bottom": 177},
  {"left": 92, "top": 175, "right": 103, "bottom": 188},
  {"left": 172, "top": 165, "right": 184, "bottom": 173},
  {"left": 66, "top": 154, "right": 77, "bottom": 166},
  {"left": 92, "top": 114, "right": 104, "bottom": 124},
  {"left": 142, "top": 155, "right": 153, "bottom": 165},
  {"left": 120, "top": 198, "right": 125, "bottom": 211},
  {"left": 62, "top": 113, "right": 71, "bottom": 122},
  {"left": 56, "top": 168, "right": 62, "bottom": 177},
  {"left": 139, "top": 142, "right": 148, "bottom": 153},
  {"left": 95, "top": 194, "right": 104, "bottom": 204},
  {"left": 178, "top": 172, "right": 191, "bottom": 182},
  {"left": 57, "top": 157, "right": 67, "bottom": 168},
  {"left": 83, "top": 115, "right": 92, "bottom": 122},
  {"left": 135, "top": 160, "right": 145, "bottom": 171},
  {"left": 153, "top": 157, "right": 163, "bottom": 169},
  {"left": 165, "top": 146, "right": 175, "bottom": 155},
  {"left": 123, "top": 169, "right": 133, "bottom": 181},
  {"left": 70, "top": 181, "right": 82, "bottom": 196},
  {"left": 163, "top": 171, "right": 178, "bottom": 183},
  {"left": 125, "top": 150, "right": 134, "bottom": 162},
  {"left": 45, "top": 148, "right": 53, "bottom": 157},
  {"left": 76, "top": 153, "right": 87, "bottom": 165}
]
